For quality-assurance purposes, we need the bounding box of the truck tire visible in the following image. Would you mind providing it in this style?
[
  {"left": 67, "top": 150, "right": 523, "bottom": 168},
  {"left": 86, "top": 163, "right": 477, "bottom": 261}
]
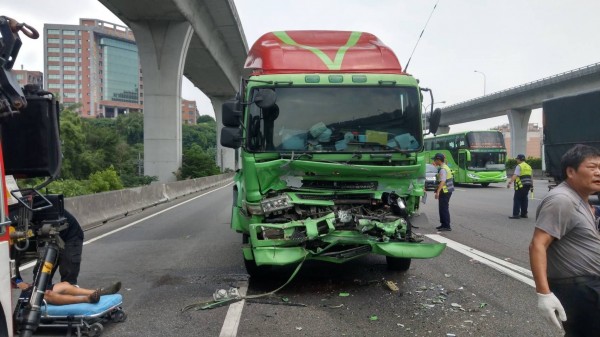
[
  {"left": 242, "top": 234, "right": 269, "bottom": 279},
  {"left": 386, "top": 256, "right": 411, "bottom": 271}
]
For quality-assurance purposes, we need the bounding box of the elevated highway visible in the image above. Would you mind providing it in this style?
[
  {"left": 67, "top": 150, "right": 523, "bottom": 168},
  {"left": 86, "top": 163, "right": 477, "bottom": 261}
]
[
  {"left": 440, "top": 62, "right": 600, "bottom": 156},
  {"left": 98, "top": 0, "right": 600, "bottom": 174},
  {"left": 99, "top": 0, "right": 246, "bottom": 181}
]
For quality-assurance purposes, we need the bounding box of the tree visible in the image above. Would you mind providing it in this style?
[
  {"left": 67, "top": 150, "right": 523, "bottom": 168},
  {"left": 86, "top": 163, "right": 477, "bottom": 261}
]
[
  {"left": 59, "top": 110, "right": 94, "bottom": 179},
  {"left": 178, "top": 144, "right": 220, "bottom": 180},
  {"left": 115, "top": 112, "right": 144, "bottom": 145},
  {"left": 88, "top": 166, "right": 123, "bottom": 193},
  {"left": 197, "top": 115, "right": 215, "bottom": 124}
]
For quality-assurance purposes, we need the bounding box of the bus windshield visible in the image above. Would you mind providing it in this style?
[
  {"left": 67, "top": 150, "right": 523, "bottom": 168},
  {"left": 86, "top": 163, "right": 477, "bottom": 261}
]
[
  {"left": 468, "top": 151, "right": 506, "bottom": 171},
  {"left": 247, "top": 86, "right": 422, "bottom": 153}
]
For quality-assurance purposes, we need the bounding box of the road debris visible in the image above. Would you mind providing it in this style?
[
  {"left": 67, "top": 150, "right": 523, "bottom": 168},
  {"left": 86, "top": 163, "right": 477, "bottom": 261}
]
[{"left": 385, "top": 280, "right": 399, "bottom": 292}]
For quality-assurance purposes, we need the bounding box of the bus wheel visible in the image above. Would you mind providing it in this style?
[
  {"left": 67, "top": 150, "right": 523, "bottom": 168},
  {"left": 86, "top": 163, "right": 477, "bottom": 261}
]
[
  {"left": 386, "top": 256, "right": 411, "bottom": 271},
  {"left": 481, "top": 183, "right": 490, "bottom": 187}
]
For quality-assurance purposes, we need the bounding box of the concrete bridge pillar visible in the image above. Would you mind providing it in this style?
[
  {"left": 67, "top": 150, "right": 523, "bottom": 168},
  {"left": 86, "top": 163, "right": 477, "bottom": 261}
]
[
  {"left": 129, "top": 20, "right": 193, "bottom": 182},
  {"left": 507, "top": 108, "right": 531, "bottom": 158},
  {"left": 211, "top": 96, "right": 238, "bottom": 171}
]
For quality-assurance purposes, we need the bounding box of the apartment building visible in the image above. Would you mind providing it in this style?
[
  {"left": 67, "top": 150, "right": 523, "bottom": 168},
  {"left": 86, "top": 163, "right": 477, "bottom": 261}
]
[
  {"left": 14, "top": 68, "right": 44, "bottom": 88},
  {"left": 44, "top": 18, "right": 142, "bottom": 118},
  {"left": 181, "top": 99, "right": 198, "bottom": 125}
]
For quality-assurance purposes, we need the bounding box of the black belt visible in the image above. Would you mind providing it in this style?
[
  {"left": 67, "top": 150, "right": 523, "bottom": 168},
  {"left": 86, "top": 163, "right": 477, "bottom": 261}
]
[{"left": 549, "top": 275, "right": 600, "bottom": 285}]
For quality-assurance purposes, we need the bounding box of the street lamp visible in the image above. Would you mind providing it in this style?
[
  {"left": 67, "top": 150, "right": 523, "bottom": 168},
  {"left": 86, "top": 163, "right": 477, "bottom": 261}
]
[
  {"left": 423, "top": 101, "right": 446, "bottom": 130},
  {"left": 425, "top": 100, "right": 446, "bottom": 112},
  {"left": 474, "top": 70, "right": 486, "bottom": 95}
]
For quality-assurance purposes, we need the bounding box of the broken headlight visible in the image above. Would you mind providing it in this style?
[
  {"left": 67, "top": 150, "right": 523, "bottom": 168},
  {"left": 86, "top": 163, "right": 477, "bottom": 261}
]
[{"left": 260, "top": 194, "right": 293, "bottom": 215}]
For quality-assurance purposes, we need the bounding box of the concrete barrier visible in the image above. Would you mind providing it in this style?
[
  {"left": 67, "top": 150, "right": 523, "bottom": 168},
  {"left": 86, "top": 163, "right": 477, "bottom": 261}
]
[{"left": 65, "top": 172, "right": 234, "bottom": 230}]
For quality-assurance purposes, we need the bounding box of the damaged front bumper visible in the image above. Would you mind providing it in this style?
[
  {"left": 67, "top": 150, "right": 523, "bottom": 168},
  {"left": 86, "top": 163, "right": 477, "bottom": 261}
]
[{"left": 244, "top": 213, "right": 446, "bottom": 266}]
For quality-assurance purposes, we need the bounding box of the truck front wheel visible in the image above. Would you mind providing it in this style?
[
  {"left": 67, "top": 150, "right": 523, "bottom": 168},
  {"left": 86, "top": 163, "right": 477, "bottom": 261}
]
[
  {"left": 386, "top": 256, "right": 411, "bottom": 271},
  {"left": 242, "top": 234, "right": 269, "bottom": 279}
]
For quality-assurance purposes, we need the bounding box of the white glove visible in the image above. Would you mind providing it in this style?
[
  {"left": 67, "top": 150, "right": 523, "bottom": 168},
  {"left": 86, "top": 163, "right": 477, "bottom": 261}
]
[{"left": 537, "top": 292, "right": 567, "bottom": 329}]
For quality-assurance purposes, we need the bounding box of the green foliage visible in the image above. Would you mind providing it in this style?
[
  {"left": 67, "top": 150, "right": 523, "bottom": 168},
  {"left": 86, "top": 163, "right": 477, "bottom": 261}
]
[
  {"left": 526, "top": 157, "right": 542, "bottom": 169},
  {"left": 178, "top": 144, "right": 220, "bottom": 180},
  {"left": 54, "top": 110, "right": 218, "bottom": 196},
  {"left": 46, "top": 179, "right": 91, "bottom": 198},
  {"left": 506, "top": 157, "right": 541, "bottom": 170},
  {"left": 88, "top": 166, "right": 123, "bottom": 193},
  {"left": 197, "top": 114, "right": 216, "bottom": 124},
  {"left": 115, "top": 112, "right": 144, "bottom": 145}
]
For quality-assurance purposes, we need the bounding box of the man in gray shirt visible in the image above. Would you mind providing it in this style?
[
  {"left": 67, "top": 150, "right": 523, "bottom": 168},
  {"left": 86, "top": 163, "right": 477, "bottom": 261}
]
[{"left": 529, "top": 144, "right": 600, "bottom": 336}]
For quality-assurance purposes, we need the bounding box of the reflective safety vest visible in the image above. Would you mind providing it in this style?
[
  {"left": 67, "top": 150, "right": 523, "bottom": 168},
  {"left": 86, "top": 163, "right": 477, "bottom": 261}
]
[
  {"left": 438, "top": 163, "right": 455, "bottom": 193},
  {"left": 515, "top": 162, "right": 533, "bottom": 190}
]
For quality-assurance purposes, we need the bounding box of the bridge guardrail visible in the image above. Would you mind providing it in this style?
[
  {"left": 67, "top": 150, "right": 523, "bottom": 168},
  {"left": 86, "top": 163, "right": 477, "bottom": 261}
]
[{"left": 65, "top": 172, "right": 234, "bottom": 230}]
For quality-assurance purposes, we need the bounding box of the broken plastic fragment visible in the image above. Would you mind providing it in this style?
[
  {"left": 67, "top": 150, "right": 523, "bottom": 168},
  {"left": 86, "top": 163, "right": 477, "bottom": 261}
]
[
  {"left": 385, "top": 281, "right": 399, "bottom": 292},
  {"left": 339, "top": 292, "right": 350, "bottom": 297},
  {"left": 369, "top": 315, "right": 378, "bottom": 321}
]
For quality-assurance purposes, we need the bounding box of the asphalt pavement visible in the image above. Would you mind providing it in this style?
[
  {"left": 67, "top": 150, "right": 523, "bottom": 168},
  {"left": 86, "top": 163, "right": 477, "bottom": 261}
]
[{"left": 25, "top": 180, "right": 561, "bottom": 337}]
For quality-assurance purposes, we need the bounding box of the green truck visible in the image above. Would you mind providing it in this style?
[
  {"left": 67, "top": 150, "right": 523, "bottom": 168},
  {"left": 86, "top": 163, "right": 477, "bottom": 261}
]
[{"left": 220, "top": 30, "right": 446, "bottom": 276}]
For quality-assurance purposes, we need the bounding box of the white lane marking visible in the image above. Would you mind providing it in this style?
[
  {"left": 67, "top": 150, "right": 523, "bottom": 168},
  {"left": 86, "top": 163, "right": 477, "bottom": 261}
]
[
  {"left": 219, "top": 282, "right": 248, "bottom": 337},
  {"left": 426, "top": 234, "right": 535, "bottom": 287},
  {"left": 19, "top": 181, "right": 249, "bottom": 336},
  {"left": 19, "top": 182, "right": 233, "bottom": 272}
]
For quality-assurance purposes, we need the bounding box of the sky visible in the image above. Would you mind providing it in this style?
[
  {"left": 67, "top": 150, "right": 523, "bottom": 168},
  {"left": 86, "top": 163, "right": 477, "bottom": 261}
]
[{"left": 4, "top": 0, "right": 600, "bottom": 132}]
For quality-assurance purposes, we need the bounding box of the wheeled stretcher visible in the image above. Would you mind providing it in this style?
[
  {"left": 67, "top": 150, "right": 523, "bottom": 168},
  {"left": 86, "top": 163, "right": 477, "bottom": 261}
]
[{"left": 37, "top": 293, "right": 126, "bottom": 337}]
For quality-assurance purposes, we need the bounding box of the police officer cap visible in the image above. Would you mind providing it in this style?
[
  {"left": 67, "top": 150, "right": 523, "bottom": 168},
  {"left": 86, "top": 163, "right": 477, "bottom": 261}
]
[
  {"left": 516, "top": 154, "right": 526, "bottom": 160},
  {"left": 432, "top": 153, "right": 445, "bottom": 161}
]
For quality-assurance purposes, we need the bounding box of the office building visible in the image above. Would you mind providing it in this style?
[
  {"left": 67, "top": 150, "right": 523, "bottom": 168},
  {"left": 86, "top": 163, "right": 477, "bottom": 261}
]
[{"left": 44, "top": 18, "right": 143, "bottom": 118}]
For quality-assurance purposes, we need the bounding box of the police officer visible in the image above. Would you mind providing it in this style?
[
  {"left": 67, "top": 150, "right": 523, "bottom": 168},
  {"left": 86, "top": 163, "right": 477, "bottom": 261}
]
[
  {"left": 507, "top": 154, "right": 533, "bottom": 219},
  {"left": 432, "top": 153, "right": 454, "bottom": 231}
]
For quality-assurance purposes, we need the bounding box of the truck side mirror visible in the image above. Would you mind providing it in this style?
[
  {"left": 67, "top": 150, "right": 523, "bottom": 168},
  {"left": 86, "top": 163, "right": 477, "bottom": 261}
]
[
  {"left": 222, "top": 100, "right": 242, "bottom": 127},
  {"left": 253, "top": 89, "right": 276, "bottom": 109},
  {"left": 220, "top": 127, "right": 243, "bottom": 149},
  {"left": 429, "top": 108, "right": 442, "bottom": 135}
]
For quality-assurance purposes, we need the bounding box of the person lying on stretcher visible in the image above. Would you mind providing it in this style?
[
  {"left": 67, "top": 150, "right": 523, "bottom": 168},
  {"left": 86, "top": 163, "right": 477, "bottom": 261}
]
[{"left": 15, "top": 279, "right": 121, "bottom": 305}]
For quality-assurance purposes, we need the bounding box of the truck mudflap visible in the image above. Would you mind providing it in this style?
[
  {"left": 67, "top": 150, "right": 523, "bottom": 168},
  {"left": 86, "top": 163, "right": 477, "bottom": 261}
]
[{"left": 245, "top": 216, "right": 446, "bottom": 266}]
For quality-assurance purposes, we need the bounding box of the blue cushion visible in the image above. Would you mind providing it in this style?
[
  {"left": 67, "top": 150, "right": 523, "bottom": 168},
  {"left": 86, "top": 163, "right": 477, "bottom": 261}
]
[{"left": 43, "top": 294, "right": 122, "bottom": 317}]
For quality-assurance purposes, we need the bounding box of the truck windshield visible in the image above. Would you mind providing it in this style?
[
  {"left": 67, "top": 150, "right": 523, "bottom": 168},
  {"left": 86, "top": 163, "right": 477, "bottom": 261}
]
[{"left": 247, "top": 86, "right": 422, "bottom": 153}]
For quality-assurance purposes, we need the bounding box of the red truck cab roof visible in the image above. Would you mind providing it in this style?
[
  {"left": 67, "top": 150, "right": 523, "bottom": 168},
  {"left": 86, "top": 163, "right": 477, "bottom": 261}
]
[{"left": 245, "top": 31, "right": 403, "bottom": 75}]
